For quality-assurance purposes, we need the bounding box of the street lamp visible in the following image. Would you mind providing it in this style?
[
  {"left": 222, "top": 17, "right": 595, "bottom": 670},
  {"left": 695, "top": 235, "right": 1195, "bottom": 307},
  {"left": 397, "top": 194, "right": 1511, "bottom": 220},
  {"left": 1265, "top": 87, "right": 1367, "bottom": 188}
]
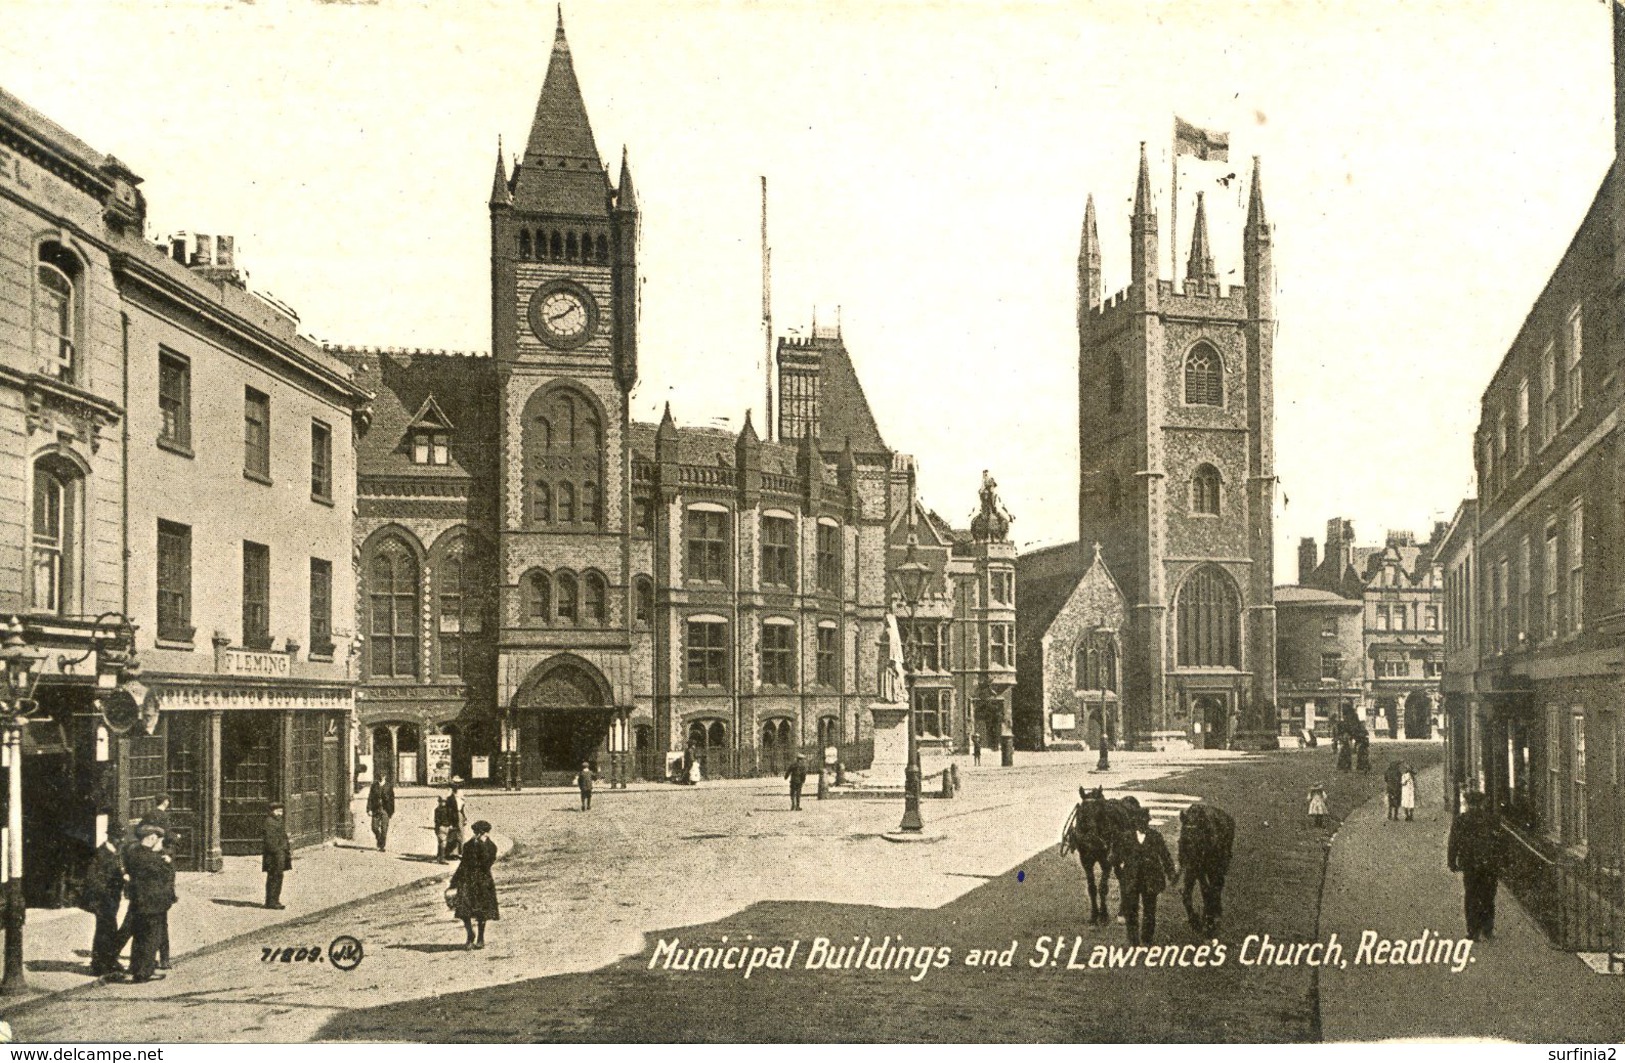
[
  {"left": 0, "top": 618, "right": 46, "bottom": 996},
  {"left": 893, "top": 538, "right": 931, "bottom": 834}
]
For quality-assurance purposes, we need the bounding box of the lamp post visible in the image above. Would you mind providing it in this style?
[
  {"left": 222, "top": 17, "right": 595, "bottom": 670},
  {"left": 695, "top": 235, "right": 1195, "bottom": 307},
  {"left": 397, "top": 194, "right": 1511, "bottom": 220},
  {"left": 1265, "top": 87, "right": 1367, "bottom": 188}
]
[
  {"left": 0, "top": 618, "right": 46, "bottom": 996},
  {"left": 893, "top": 539, "right": 931, "bottom": 834}
]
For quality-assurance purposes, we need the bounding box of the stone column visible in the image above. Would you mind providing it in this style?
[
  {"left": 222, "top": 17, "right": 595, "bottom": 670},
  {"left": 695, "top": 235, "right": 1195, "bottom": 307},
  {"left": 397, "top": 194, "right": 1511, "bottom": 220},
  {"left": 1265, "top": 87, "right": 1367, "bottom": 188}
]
[{"left": 204, "top": 710, "right": 223, "bottom": 872}]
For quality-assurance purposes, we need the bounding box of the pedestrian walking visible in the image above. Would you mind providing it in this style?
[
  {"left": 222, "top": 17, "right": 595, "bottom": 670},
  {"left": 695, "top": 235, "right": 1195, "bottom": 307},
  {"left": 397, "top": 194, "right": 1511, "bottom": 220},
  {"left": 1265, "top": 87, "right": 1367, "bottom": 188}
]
[
  {"left": 1334, "top": 723, "right": 1352, "bottom": 772},
  {"left": 367, "top": 771, "right": 396, "bottom": 851},
  {"left": 785, "top": 754, "right": 808, "bottom": 811},
  {"left": 1400, "top": 764, "right": 1418, "bottom": 822},
  {"left": 434, "top": 795, "right": 456, "bottom": 863},
  {"left": 1384, "top": 761, "right": 1403, "bottom": 821},
  {"left": 575, "top": 761, "right": 596, "bottom": 812},
  {"left": 1355, "top": 724, "right": 1371, "bottom": 772},
  {"left": 1448, "top": 791, "right": 1505, "bottom": 941},
  {"left": 972, "top": 732, "right": 982, "bottom": 766},
  {"left": 82, "top": 823, "right": 128, "bottom": 977},
  {"left": 451, "top": 820, "right": 500, "bottom": 949},
  {"left": 445, "top": 780, "right": 466, "bottom": 858},
  {"left": 1114, "top": 806, "right": 1176, "bottom": 946},
  {"left": 1306, "top": 783, "right": 1329, "bottom": 828},
  {"left": 262, "top": 802, "right": 292, "bottom": 909},
  {"left": 118, "top": 825, "right": 175, "bottom": 984}
]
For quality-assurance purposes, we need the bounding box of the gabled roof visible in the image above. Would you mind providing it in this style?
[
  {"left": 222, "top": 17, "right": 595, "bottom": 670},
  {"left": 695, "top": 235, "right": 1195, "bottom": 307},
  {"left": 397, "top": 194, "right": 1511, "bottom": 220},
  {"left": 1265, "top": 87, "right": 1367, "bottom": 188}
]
[
  {"left": 407, "top": 395, "right": 455, "bottom": 432},
  {"left": 817, "top": 340, "right": 888, "bottom": 455}
]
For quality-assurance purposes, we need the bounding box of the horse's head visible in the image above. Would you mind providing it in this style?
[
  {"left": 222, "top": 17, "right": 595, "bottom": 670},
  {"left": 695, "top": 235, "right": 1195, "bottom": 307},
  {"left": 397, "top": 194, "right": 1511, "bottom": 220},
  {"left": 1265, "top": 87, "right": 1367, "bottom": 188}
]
[{"left": 1078, "top": 785, "right": 1105, "bottom": 802}]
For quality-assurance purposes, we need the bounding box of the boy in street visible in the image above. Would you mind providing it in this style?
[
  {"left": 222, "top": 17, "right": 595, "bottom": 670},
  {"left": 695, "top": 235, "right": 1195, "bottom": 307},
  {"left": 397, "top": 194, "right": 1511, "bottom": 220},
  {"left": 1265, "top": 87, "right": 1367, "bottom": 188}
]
[
  {"left": 575, "top": 761, "right": 595, "bottom": 812},
  {"left": 785, "top": 755, "right": 808, "bottom": 811}
]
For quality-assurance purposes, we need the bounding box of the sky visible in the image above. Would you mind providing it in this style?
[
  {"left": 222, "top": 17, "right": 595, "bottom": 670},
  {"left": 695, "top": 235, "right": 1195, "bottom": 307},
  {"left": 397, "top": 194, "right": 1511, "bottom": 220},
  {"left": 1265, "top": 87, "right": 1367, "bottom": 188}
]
[{"left": 2, "top": 0, "right": 1615, "bottom": 579}]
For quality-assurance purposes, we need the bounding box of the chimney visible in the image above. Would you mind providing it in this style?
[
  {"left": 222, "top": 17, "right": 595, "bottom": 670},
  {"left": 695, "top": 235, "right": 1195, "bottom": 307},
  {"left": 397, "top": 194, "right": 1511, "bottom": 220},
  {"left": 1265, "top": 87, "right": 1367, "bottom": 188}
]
[
  {"left": 191, "top": 234, "right": 213, "bottom": 267},
  {"left": 1325, "top": 518, "right": 1355, "bottom": 573},
  {"left": 216, "top": 235, "right": 235, "bottom": 270},
  {"left": 169, "top": 234, "right": 187, "bottom": 264},
  {"left": 1297, "top": 537, "right": 1319, "bottom": 585}
]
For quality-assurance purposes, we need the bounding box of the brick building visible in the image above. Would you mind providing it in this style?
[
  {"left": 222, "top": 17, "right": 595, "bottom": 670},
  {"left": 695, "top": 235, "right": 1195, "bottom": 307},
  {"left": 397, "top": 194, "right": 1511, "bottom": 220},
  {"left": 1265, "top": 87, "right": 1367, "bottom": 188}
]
[
  {"left": 338, "top": 16, "right": 1012, "bottom": 785},
  {"left": 1018, "top": 144, "right": 1276, "bottom": 751},
  {"left": 1272, "top": 585, "right": 1363, "bottom": 741}
]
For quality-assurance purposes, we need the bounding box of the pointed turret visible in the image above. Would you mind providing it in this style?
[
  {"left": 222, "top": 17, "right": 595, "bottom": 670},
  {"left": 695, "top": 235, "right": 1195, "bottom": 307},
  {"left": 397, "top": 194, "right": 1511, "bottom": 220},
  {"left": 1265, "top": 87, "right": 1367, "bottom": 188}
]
[
  {"left": 489, "top": 140, "right": 512, "bottom": 209},
  {"left": 736, "top": 410, "right": 762, "bottom": 507},
  {"left": 1130, "top": 142, "right": 1159, "bottom": 308},
  {"left": 615, "top": 146, "right": 638, "bottom": 214},
  {"left": 512, "top": 8, "right": 610, "bottom": 215},
  {"left": 1078, "top": 194, "right": 1101, "bottom": 319},
  {"left": 1243, "top": 156, "right": 1272, "bottom": 321},
  {"left": 1185, "top": 191, "right": 1217, "bottom": 289}
]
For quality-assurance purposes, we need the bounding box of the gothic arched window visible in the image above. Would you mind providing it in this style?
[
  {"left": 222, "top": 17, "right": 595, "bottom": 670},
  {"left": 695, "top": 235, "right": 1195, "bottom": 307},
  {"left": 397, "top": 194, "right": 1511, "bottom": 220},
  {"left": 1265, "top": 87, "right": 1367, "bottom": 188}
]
[
  {"left": 518, "top": 231, "right": 531, "bottom": 260},
  {"left": 435, "top": 537, "right": 479, "bottom": 678},
  {"left": 523, "top": 386, "right": 604, "bottom": 529},
  {"left": 1075, "top": 631, "right": 1118, "bottom": 691},
  {"left": 556, "top": 571, "right": 578, "bottom": 625},
  {"left": 368, "top": 537, "right": 420, "bottom": 678},
  {"left": 583, "top": 571, "right": 607, "bottom": 625},
  {"left": 1176, "top": 566, "right": 1240, "bottom": 668},
  {"left": 525, "top": 570, "right": 551, "bottom": 624},
  {"left": 1184, "top": 344, "right": 1223, "bottom": 407},
  {"left": 634, "top": 576, "right": 654, "bottom": 625},
  {"left": 1191, "top": 464, "right": 1222, "bottom": 515}
]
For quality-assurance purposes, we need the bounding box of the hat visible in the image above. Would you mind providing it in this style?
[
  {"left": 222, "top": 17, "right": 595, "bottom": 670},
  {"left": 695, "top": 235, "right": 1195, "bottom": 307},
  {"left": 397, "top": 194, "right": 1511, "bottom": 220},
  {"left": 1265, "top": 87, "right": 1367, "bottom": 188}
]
[
  {"left": 106, "top": 822, "right": 127, "bottom": 841},
  {"left": 471, "top": 820, "right": 491, "bottom": 835},
  {"left": 268, "top": 801, "right": 285, "bottom": 812},
  {"left": 136, "top": 824, "right": 165, "bottom": 839}
]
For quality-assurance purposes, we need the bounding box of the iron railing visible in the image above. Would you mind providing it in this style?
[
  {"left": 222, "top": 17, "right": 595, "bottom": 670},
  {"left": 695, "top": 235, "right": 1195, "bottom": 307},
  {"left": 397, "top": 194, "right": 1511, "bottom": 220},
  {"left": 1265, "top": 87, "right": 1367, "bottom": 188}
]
[
  {"left": 1501, "top": 824, "right": 1624, "bottom": 961},
  {"left": 633, "top": 740, "right": 874, "bottom": 783}
]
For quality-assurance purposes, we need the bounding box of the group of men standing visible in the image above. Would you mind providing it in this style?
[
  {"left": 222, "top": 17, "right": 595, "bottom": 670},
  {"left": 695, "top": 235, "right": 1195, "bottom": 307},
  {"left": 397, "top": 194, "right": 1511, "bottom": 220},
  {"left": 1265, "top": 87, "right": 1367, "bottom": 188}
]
[{"left": 367, "top": 771, "right": 468, "bottom": 862}]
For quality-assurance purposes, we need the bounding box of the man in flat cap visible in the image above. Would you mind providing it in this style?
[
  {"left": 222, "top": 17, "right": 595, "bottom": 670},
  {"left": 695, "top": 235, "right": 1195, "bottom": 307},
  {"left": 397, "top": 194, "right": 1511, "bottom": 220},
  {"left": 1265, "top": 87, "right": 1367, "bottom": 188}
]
[
  {"left": 81, "top": 822, "right": 128, "bottom": 978},
  {"left": 262, "top": 803, "right": 291, "bottom": 910},
  {"left": 120, "top": 824, "right": 175, "bottom": 983}
]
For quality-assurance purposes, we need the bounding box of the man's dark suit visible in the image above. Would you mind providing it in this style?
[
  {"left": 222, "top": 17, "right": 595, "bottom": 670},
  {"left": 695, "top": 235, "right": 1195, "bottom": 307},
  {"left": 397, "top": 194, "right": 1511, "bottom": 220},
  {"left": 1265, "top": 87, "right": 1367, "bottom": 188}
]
[
  {"left": 1115, "top": 825, "right": 1177, "bottom": 946},
  {"left": 81, "top": 842, "right": 126, "bottom": 975},
  {"left": 124, "top": 844, "right": 175, "bottom": 982},
  {"left": 1448, "top": 804, "right": 1504, "bottom": 939},
  {"left": 263, "top": 814, "right": 292, "bottom": 908}
]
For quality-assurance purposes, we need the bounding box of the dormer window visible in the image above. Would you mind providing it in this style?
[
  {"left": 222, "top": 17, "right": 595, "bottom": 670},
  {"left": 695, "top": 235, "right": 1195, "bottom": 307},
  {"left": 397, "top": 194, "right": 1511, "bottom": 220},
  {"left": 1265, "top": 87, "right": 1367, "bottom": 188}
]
[{"left": 412, "top": 430, "right": 449, "bottom": 465}]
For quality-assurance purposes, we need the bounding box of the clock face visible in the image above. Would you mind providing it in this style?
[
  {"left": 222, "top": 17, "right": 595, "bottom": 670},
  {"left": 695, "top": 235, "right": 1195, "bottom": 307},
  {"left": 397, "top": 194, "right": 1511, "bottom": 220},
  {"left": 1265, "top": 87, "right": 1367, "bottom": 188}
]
[{"left": 527, "top": 281, "right": 598, "bottom": 349}]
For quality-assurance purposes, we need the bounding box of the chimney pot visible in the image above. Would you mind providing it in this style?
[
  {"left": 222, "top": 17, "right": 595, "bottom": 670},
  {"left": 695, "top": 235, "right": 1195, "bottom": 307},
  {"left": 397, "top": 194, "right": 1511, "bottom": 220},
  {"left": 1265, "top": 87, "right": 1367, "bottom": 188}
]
[{"left": 191, "top": 234, "right": 213, "bottom": 267}]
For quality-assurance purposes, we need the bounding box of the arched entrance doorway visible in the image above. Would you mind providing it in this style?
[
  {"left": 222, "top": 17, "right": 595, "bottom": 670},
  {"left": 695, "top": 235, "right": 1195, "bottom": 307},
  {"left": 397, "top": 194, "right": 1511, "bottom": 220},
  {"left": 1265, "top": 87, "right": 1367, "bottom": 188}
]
[
  {"left": 1193, "top": 695, "right": 1228, "bottom": 750},
  {"left": 1403, "top": 691, "right": 1432, "bottom": 739},
  {"left": 513, "top": 657, "right": 615, "bottom": 785}
]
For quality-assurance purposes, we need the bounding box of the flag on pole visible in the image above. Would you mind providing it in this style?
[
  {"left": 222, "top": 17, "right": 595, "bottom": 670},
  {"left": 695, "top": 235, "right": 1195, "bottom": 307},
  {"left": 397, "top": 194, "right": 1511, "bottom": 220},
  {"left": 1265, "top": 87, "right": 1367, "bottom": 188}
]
[{"left": 1174, "top": 117, "right": 1229, "bottom": 162}]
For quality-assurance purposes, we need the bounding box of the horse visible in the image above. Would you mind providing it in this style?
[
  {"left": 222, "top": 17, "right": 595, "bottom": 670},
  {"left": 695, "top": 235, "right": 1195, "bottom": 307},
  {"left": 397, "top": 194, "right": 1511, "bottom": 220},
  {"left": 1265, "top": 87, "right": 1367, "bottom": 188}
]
[
  {"left": 1176, "top": 802, "right": 1235, "bottom": 937},
  {"left": 1061, "top": 787, "right": 1135, "bottom": 925}
]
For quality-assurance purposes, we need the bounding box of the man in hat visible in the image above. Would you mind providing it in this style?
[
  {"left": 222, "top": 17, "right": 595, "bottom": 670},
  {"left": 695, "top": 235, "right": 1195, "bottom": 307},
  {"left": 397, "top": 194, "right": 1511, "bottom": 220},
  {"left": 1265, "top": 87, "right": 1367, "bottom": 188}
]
[
  {"left": 1114, "top": 805, "right": 1177, "bottom": 946},
  {"left": 262, "top": 803, "right": 292, "bottom": 909},
  {"left": 575, "top": 762, "right": 595, "bottom": 812},
  {"left": 367, "top": 770, "right": 396, "bottom": 852},
  {"left": 136, "top": 798, "right": 176, "bottom": 969},
  {"left": 784, "top": 755, "right": 808, "bottom": 811},
  {"left": 1448, "top": 790, "right": 1505, "bottom": 940},
  {"left": 445, "top": 780, "right": 466, "bottom": 858},
  {"left": 82, "top": 822, "right": 128, "bottom": 977},
  {"left": 120, "top": 824, "right": 175, "bottom": 983}
]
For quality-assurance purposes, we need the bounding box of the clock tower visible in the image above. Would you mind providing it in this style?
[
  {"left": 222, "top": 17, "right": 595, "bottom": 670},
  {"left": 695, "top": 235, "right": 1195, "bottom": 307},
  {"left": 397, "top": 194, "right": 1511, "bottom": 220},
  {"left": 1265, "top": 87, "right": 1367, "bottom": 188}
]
[{"left": 490, "top": 10, "right": 640, "bottom": 781}]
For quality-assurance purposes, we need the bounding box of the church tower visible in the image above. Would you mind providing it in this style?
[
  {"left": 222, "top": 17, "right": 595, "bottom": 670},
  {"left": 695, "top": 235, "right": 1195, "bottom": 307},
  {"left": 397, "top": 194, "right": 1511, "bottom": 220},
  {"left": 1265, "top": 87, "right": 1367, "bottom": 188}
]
[
  {"left": 490, "top": 11, "right": 639, "bottom": 781},
  {"left": 1076, "top": 148, "right": 1277, "bottom": 749}
]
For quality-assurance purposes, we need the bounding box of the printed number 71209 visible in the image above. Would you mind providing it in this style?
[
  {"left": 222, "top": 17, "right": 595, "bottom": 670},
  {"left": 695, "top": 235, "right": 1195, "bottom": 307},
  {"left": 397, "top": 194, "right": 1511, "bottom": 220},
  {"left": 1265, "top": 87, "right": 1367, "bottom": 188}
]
[{"left": 261, "top": 946, "right": 324, "bottom": 963}]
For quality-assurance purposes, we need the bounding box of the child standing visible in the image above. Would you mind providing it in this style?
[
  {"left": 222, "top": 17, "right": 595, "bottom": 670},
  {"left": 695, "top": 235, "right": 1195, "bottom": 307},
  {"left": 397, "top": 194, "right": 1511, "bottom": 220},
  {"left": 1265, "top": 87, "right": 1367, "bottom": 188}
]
[
  {"left": 575, "top": 761, "right": 595, "bottom": 812},
  {"left": 1307, "top": 782, "right": 1329, "bottom": 828}
]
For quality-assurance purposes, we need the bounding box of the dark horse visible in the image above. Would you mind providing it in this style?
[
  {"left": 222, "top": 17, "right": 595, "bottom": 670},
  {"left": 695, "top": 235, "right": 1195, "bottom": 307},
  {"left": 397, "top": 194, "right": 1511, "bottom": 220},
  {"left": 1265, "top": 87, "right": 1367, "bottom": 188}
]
[
  {"left": 1176, "top": 802, "right": 1235, "bottom": 937},
  {"left": 1061, "top": 787, "right": 1135, "bottom": 925}
]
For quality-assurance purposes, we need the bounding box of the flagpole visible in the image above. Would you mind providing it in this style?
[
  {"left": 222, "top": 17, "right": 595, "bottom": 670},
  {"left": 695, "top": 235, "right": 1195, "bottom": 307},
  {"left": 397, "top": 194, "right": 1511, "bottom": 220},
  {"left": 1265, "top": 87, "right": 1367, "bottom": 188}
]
[{"left": 1170, "top": 146, "right": 1179, "bottom": 293}]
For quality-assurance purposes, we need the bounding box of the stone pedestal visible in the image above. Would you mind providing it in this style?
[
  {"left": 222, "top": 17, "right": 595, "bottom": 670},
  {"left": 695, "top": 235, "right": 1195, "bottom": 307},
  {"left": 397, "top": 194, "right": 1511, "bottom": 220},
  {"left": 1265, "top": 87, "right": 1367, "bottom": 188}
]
[{"left": 869, "top": 703, "right": 910, "bottom": 781}]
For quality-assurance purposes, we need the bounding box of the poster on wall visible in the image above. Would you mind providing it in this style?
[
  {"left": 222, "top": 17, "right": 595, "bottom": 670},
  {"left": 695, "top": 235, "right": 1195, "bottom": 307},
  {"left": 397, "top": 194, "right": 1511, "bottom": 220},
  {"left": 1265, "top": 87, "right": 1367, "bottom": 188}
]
[
  {"left": 425, "top": 735, "right": 452, "bottom": 785},
  {"left": 470, "top": 755, "right": 490, "bottom": 780}
]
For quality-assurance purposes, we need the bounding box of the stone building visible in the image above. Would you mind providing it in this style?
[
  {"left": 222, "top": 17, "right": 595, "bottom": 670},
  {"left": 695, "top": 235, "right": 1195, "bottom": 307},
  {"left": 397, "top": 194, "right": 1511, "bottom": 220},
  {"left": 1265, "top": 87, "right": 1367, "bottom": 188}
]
[
  {"left": 1, "top": 86, "right": 366, "bottom": 895},
  {"left": 1287, "top": 518, "right": 1446, "bottom": 740},
  {"left": 338, "top": 15, "right": 1011, "bottom": 784},
  {"left": 1018, "top": 143, "right": 1277, "bottom": 751},
  {"left": 1272, "top": 585, "right": 1363, "bottom": 741}
]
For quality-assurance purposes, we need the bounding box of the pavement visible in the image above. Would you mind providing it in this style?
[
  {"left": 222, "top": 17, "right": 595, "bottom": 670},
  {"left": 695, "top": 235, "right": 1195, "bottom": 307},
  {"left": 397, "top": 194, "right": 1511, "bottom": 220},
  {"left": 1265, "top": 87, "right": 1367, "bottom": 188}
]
[
  {"left": 9, "top": 792, "right": 511, "bottom": 1005},
  {"left": 5, "top": 749, "right": 1244, "bottom": 1041},
  {"left": 1319, "top": 763, "right": 1621, "bottom": 1042}
]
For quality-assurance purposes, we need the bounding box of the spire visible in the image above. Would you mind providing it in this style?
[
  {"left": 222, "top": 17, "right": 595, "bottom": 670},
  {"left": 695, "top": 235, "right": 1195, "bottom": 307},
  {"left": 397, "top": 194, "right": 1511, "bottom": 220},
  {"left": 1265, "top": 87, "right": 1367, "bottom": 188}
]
[
  {"left": 1133, "top": 141, "right": 1153, "bottom": 218},
  {"left": 738, "top": 408, "right": 760, "bottom": 445},
  {"left": 512, "top": 6, "right": 609, "bottom": 215},
  {"left": 1185, "top": 191, "right": 1216, "bottom": 287},
  {"left": 615, "top": 145, "right": 637, "bottom": 213},
  {"left": 1078, "top": 193, "right": 1101, "bottom": 314},
  {"left": 488, "top": 139, "right": 512, "bottom": 209},
  {"left": 657, "top": 401, "right": 677, "bottom": 439},
  {"left": 1245, "top": 154, "right": 1269, "bottom": 237}
]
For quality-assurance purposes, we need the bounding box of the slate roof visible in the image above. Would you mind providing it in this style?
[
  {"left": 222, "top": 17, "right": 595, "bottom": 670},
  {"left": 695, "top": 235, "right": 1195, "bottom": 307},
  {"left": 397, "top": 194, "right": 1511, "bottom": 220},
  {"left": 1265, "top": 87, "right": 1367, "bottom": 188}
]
[
  {"left": 1275, "top": 585, "right": 1363, "bottom": 606},
  {"left": 1013, "top": 541, "right": 1086, "bottom": 657},
  {"left": 511, "top": 14, "right": 612, "bottom": 217}
]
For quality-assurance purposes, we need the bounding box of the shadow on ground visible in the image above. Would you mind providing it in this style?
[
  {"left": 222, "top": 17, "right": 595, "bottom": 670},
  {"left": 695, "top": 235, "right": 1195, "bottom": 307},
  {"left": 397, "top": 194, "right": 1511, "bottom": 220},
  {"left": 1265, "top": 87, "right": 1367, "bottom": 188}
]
[{"left": 316, "top": 749, "right": 1436, "bottom": 1043}]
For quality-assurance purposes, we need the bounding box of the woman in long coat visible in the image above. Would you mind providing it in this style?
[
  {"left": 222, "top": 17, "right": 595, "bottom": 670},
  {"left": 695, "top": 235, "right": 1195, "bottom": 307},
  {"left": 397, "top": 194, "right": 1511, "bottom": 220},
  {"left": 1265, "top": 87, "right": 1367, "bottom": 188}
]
[
  {"left": 451, "top": 820, "right": 499, "bottom": 949},
  {"left": 1399, "top": 764, "right": 1418, "bottom": 822}
]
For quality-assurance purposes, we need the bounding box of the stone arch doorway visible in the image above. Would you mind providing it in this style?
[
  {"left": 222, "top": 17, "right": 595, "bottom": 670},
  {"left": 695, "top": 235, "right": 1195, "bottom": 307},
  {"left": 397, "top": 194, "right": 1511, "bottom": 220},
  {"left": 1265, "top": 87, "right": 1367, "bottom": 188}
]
[
  {"left": 1193, "top": 695, "right": 1228, "bottom": 750},
  {"left": 512, "top": 656, "right": 615, "bottom": 784},
  {"left": 1403, "top": 691, "right": 1432, "bottom": 739}
]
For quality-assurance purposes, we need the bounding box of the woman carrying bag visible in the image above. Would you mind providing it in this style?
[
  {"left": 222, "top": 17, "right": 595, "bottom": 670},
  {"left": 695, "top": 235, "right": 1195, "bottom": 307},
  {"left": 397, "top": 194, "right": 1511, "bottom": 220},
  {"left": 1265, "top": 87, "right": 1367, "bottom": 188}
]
[{"left": 449, "top": 820, "right": 499, "bottom": 949}]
